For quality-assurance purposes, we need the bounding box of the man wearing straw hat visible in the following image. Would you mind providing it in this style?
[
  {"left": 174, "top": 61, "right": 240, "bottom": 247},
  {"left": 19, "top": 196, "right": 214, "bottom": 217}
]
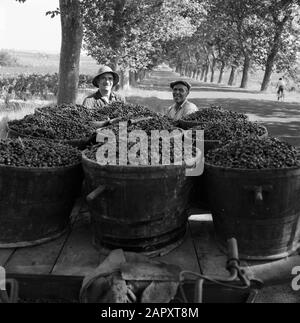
[
  {"left": 166, "top": 80, "right": 198, "bottom": 120},
  {"left": 83, "top": 65, "right": 125, "bottom": 109}
]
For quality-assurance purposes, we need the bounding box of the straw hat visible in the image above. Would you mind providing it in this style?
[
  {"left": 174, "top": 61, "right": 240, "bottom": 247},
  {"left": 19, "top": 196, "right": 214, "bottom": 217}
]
[{"left": 92, "top": 66, "right": 120, "bottom": 87}]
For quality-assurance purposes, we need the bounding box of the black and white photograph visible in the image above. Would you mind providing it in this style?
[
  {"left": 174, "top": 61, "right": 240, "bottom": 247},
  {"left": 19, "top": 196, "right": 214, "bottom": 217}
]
[{"left": 0, "top": 0, "right": 300, "bottom": 307}]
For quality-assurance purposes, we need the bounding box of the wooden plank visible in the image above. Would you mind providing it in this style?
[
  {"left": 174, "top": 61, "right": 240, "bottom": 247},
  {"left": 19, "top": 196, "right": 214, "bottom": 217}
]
[
  {"left": 52, "top": 217, "right": 104, "bottom": 276},
  {"left": 254, "top": 283, "right": 300, "bottom": 303},
  {"left": 0, "top": 249, "right": 15, "bottom": 267},
  {"left": 155, "top": 224, "right": 201, "bottom": 274},
  {"left": 7, "top": 274, "right": 82, "bottom": 301},
  {"left": 5, "top": 234, "right": 69, "bottom": 274},
  {"left": 189, "top": 218, "right": 247, "bottom": 277}
]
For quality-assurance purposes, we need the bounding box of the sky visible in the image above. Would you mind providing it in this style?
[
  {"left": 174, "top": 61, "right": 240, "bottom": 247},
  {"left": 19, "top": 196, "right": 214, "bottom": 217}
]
[{"left": 0, "top": 0, "right": 61, "bottom": 53}]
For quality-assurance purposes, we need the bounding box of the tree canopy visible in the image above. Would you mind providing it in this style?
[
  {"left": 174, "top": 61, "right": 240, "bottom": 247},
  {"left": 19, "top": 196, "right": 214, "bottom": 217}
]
[{"left": 16, "top": 0, "right": 300, "bottom": 93}]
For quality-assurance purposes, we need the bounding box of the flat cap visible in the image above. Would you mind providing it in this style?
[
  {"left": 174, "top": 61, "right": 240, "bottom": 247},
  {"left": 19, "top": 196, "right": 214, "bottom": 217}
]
[{"left": 170, "top": 80, "right": 191, "bottom": 91}]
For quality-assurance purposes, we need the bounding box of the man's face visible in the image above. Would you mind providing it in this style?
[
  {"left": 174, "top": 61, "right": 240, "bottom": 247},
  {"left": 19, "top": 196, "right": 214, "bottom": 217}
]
[
  {"left": 98, "top": 73, "right": 114, "bottom": 93},
  {"left": 172, "top": 84, "right": 189, "bottom": 105}
]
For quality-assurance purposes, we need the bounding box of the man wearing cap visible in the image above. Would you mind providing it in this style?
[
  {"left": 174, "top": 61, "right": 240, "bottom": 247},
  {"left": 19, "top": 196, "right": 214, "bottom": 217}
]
[
  {"left": 83, "top": 65, "right": 125, "bottom": 109},
  {"left": 166, "top": 80, "right": 198, "bottom": 120}
]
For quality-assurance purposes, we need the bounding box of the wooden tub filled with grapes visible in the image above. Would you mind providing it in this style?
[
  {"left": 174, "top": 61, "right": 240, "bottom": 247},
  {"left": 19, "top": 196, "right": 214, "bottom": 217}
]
[
  {"left": 0, "top": 139, "right": 83, "bottom": 247},
  {"left": 181, "top": 106, "right": 268, "bottom": 208},
  {"left": 81, "top": 105, "right": 198, "bottom": 256},
  {"left": 204, "top": 137, "right": 300, "bottom": 260}
]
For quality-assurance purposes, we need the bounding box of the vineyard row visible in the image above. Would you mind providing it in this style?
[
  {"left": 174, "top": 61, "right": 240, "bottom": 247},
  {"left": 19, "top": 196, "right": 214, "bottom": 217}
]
[{"left": 0, "top": 73, "right": 93, "bottom": 100}]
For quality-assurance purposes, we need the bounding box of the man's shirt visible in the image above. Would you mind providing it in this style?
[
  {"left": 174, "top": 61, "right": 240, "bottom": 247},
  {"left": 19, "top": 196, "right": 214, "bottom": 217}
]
[
  {"left": 166, "top": 100, "right": 198, "bottom": 120},
  {"left": 277, "top": 80, "right": 286, "bottom": 88},
  {"left": 83, "top": 91, "right": 125, "bottom": 109}
]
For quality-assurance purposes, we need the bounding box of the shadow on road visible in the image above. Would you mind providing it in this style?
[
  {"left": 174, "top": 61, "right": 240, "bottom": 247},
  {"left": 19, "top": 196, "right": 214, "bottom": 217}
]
[{"left": 127, "top": 95, "right": 300, "bottom": 145}]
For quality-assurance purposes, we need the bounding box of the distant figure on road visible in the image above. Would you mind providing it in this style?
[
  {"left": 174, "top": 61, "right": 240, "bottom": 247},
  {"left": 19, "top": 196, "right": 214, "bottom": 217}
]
[
  {"left": 166, "top": 80, "right": 198, "bottom": 120},
  {"left": 83, "top": 65, "right": 125, "bottom": 109},
  {"left": 276, "top": 77, "right": 286, "bottom": 101}
]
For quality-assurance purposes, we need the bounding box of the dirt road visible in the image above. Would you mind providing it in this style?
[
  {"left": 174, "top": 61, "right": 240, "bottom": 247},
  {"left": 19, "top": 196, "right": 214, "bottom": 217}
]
[{"left": 125, "top": 67, "right": 300, "bottom": 146}]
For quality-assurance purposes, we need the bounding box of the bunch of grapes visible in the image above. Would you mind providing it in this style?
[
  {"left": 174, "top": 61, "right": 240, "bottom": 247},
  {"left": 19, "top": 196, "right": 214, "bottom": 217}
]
[
  {"left": 99, "top": 102, "right": 159, "bottom": 119},
  {"left": 183, "top": 106, "right": 247, "bottom": 123},
  {"left": 191, "top": 120, "right": 267, "bottom": 144},
  {"left": 85, "top": 116, "right": 189, "bottom": 166},
  {"left": 0, "top": 139, "right": 81, "bottom": 168},
  {"left": 205, "top": 137, "right": 300, "bottom": 169}
]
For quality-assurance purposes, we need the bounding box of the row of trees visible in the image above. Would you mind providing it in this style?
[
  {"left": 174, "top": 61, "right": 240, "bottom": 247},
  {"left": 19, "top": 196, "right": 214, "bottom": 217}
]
[
  {"left": 81, "top": 0, "right": 205, "bottom": 88},
  {"left": 166, "top": 0, "right": 300, "bottom": 90},
  {"left": 16, "top": 0, "right": 300, "bottom": 104}
]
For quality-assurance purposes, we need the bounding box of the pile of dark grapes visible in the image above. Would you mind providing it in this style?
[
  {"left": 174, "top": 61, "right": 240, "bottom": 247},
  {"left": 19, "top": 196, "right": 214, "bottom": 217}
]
[
  {"left": 192, "top": 120, "right": 267, "bottom": 144},
  {"left": 99, "top": 102, "right": 159, "bottom": 119},
  {"left": 183, "top": 106, "right": 248, "bottom": 123},
  {"left": 85, "top": 117, "right": 194, "bottom": 166},
  {"left": 0, "top": 139, "right": 81, "bottom": 168},
  {"left": 8, "top": 103, "right": 161, "bottom": 141},
  {"left": 8, "top": 104, "right": 99, "bottom": 140},
  {"left": 100, "top": 115, "right": 178, "bottom": 138},
  {"left": 205, "top": 137, "right": 300, "bottom": 169}
]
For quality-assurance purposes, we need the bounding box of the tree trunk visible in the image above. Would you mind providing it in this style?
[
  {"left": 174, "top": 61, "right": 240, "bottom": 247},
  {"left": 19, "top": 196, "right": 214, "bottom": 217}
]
[
  {"left": 200, "top": 66, "right": 206, "bottom": 81},
  {"left": 120, "top": 69, "right": 130, "bottom": 90},
  {"left": 228, "top": 65, "right": 237, "bottom": 86},
  {"left": 57, "top": 0, "right": 83, "bottom": 105},
  {"left": 184, "top": 65, "right": 189, "bottom": 77},
  {"left": 218, "top": 61, "right": 225, "bottom": 84},
  {"left": 129, "top": 71, "right": 137, "bottom": 86},
  {"left": 204, "top": 64, "right": 209, "bottom": 82},
  {"left": 210, "top": 58, "right": 216, "bottom": 83},
  {"left": 260, "top": 57, "right": 275, "bottom": 92},
  {"left": 141, "top": 70, "right": 146, "bottom": 80},
  {"left": 260, "top": 21, "right": 286, "bottom": 91},
  {"left": 196, "top": 68, "right": 201, "bottom": 80},
  {"left": 240, "top": 55, "right": 251, "bottom": 88},
  {"left": 180, "top": 64, "right": 185, "bottom": 76},
  {"left": 189, "top": 65, "right": 193, "bottom": 78},
  {"left": 193, "top": 67, "right": 198, "bottom": 79}
]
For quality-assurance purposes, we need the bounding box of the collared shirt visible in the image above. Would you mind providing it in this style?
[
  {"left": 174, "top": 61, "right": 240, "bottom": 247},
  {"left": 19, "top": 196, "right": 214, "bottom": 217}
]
[
  {"left": 166, "top": 100, "right": 198, "bottom": 120},
  {"left": 82, "top": 91, "right": 126, "bottom": 109}
]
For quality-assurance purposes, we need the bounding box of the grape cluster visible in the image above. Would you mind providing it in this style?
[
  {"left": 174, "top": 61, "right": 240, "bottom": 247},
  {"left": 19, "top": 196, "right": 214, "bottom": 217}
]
[
  {"left": 8, "top": 103, "right": 161, "bottom": 141},
  {"left": 183, "top": 106, "right": 247, "bottom": 123},
  {"left": 0, "top": 139, "right": 81, "bottom": 168},
  {"left": 84, "top": 140, "right": 193, "bottom": 166},
  {"left": 103, "top": 115, "right": 177, "bottom": 137},
  {"left": 8, "top": 104, "right": 100, "bottom": 140},
  {"left": 85, "top": 116, "right": 192, "bottom": 166},
  {"left": 205, "top": 137, "right": 300, "bottom": 169},
  {"left": 192, "top": 120, "right": 267, "bottom": 143},
  {"left": 98, "top": 102, "right": 159, "bottom": 119}
]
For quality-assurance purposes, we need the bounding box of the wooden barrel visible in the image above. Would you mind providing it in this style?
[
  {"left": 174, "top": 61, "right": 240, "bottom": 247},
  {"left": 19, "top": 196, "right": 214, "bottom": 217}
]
[
  {"left": 204, "top": 163, "right": 300, "bottom": 260},
  {"left": 0, "top": 163, "right": 83, "bottom": 247},
  {"left": 82, "top": 152, "right": 194, "bottom": 257},
  {"left": 187, "top": 126, "right": 268, "bottom": 209},
  {"left": 7, "top": 126, "right": 89, "bottom": 150}
]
